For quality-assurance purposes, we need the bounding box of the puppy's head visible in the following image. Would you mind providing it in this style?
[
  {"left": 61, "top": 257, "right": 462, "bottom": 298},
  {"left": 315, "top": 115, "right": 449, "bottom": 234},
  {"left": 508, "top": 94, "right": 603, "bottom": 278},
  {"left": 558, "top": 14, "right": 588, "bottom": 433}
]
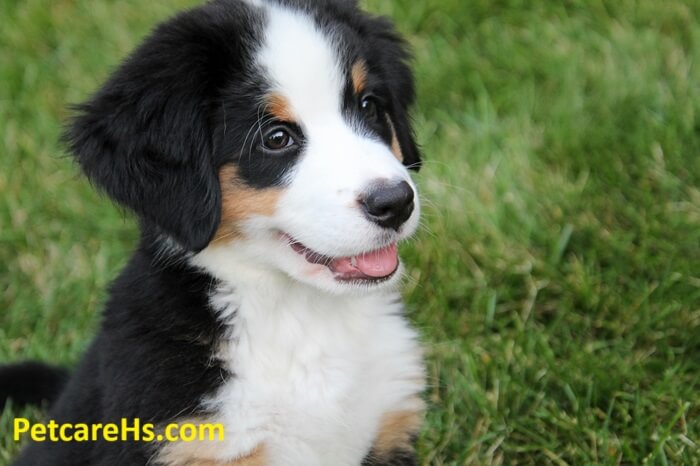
[{"left": 67, "top": 0, "right": 422, "bottom": 293}]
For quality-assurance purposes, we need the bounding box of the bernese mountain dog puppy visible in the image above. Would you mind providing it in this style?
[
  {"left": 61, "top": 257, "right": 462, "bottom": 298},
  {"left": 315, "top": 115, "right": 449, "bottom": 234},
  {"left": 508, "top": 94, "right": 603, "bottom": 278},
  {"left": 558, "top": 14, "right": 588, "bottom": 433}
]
[{"left": 2, "top": 0, "right": 425, "bottom": 464}]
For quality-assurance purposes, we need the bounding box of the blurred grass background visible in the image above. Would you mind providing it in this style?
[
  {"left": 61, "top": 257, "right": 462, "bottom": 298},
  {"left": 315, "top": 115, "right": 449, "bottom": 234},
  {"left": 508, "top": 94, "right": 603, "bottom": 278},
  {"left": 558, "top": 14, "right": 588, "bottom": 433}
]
[{"left": 1, "top": 0, "right": 699, "bottom": 464}]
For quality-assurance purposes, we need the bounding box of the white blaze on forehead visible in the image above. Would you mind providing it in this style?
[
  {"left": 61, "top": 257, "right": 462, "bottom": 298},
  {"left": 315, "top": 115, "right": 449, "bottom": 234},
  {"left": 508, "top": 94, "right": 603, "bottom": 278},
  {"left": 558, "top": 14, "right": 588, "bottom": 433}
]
[{"left": 257, "top": 5, "right": 345, "bottom": 124}]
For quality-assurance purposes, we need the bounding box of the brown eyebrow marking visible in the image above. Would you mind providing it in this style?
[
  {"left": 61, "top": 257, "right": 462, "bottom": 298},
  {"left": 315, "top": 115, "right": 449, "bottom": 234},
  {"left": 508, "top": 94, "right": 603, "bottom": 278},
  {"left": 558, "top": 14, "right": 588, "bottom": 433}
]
[
  {"left": 264, "top": 93, "right": 295, "bottom": 122},
  {"left": 386, "top": 116, "right": 404, "bottom": 162},
  {"left": 351, "top": 60, "right": 368, "bottom": 95}
]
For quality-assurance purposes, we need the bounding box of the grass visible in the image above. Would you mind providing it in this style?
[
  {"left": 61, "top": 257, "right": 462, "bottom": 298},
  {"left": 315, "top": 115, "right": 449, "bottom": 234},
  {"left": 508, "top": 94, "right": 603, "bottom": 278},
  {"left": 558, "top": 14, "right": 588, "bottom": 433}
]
[{"left": 1, "top": 0, "right": 699, "bottom": 464}]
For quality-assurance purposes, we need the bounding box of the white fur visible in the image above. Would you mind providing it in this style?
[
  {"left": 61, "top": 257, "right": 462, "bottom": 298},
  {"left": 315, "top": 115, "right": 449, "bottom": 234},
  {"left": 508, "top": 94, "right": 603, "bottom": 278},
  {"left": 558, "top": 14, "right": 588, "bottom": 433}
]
[
  {"left": 189, "top": 3, "right": 425, "bottom": 465},
  {"left": 185, "top": 269, "right": 424, "bottom": 465}
]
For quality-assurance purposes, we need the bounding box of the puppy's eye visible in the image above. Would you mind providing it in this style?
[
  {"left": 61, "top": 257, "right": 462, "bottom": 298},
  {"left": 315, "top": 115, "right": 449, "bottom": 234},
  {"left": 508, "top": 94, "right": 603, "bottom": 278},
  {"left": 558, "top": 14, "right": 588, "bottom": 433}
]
[
  {"left": 263, "top": 127, "right": 295, "bottom": 151},
  {"left": 360, "top": 95, "right": 381, "bottom": 121}
]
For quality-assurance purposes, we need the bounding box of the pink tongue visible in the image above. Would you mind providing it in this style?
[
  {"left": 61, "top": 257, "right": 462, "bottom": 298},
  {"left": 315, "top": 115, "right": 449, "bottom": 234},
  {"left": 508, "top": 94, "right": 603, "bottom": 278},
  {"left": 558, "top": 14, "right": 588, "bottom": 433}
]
[
  {"left": 355, "top": 243, "right": 399, "bottom": 277},
  {"left": 327, "top": 244, "right": 399, "bottom": 279}
]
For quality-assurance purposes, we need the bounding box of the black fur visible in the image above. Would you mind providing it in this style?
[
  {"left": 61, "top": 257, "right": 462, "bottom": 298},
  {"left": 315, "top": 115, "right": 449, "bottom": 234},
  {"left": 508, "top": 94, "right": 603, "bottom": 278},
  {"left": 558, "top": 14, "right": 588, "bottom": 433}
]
[
  {"left": 4, "top": 0, "right": 422, "bottom": 464},
  {"left": 350, "top": 14, "right": 422, "bottom": 170},
  {"left": 63, "top": 1, "right": 263, "bottom": 251},
  {"left": 11, "top": 243, "right": 227, "bottom": 465},
  {"left": 0, "top": 362, "right": 69, "bottom": 410}
]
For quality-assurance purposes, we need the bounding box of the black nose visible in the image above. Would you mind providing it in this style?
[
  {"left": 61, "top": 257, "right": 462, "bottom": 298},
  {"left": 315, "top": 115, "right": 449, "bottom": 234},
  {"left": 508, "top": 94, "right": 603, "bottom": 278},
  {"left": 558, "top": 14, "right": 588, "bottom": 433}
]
[{"left": 360, "top": 180, "right": 415, "bottom": 231}]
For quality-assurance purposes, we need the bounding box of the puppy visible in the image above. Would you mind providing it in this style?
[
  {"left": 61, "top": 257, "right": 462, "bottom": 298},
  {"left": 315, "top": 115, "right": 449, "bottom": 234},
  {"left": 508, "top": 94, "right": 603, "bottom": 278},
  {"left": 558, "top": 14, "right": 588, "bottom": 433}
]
[{"left": 3, "top": 0, "right": 425, "bottom": 464}]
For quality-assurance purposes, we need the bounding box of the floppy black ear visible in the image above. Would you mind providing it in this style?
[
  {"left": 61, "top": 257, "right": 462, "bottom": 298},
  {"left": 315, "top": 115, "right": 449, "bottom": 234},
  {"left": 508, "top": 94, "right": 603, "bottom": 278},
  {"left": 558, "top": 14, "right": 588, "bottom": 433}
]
[
  {"left": 364, "top": 16, "right": 422, "bottom": 171},
  {"left": 65, "top": 7, "right": 244, "bottom": 251}
]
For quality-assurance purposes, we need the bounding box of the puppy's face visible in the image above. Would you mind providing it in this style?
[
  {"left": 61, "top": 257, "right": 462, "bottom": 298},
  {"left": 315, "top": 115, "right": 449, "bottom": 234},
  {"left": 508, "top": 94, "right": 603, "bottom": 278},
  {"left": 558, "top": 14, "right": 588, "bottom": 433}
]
[
  {"left": 204, "top": 5, "right": 420, "bottom": 292},
  {"left": 67, "top": 0, "right": 421, "bottom": 294}
]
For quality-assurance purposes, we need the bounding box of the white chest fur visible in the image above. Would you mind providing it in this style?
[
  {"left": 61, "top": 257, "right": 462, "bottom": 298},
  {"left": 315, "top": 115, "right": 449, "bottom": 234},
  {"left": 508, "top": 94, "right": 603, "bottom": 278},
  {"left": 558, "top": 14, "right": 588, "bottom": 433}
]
[{"left": 203, "top": 277, "right": 425, "bottom": 466}]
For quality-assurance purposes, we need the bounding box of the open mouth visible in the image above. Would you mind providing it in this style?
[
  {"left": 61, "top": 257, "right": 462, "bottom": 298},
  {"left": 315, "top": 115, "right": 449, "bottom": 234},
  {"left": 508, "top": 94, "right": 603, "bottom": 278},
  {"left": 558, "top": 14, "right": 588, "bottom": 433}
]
[{"left": 284, "top": 235, "right": 399, "bottom": 282}]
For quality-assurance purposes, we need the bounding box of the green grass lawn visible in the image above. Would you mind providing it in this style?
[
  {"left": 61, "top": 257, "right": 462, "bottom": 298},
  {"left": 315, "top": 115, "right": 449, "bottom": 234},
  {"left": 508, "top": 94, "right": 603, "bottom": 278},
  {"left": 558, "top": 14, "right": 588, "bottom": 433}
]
[{"left": 1, "top": 0, "right": 699, "bottom": 464}]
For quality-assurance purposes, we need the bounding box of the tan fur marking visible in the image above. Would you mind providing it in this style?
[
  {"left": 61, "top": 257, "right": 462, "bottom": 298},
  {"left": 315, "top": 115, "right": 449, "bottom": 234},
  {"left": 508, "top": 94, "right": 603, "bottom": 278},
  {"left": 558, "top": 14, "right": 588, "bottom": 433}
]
[
  {"left": 351, "top": 60, "right": 368, "bottom": 95},
  {"left": 158, "top": 444, "right": 266, "bottom": 466},
  {"left": 386, "top": 116, "right": 404, "bottom": 162},
  {"left": 371, "top": 408, "right": 423, "bottom": 459},
  {"left": 188, "top": 446, "right": 266, "bottom": 466},
  {"left": 213, "top": 165, "right": 282, "bottom": 243},
  {"left": 155, "top": 418, "right": 266, "bottom": 466},
  {"left": 265, "top": 93, "right": 295, "bottom": 122}
]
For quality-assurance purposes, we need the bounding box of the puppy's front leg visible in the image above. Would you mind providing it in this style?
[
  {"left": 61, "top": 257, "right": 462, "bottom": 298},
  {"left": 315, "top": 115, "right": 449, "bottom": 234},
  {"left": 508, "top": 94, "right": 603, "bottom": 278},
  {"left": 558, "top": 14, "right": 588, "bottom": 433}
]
[
  {"left": 362, "top": 408, "right": 422, "bottom": 466},
  {"left": 362, "top": 449, "right": 418, "bottom": 466}
]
